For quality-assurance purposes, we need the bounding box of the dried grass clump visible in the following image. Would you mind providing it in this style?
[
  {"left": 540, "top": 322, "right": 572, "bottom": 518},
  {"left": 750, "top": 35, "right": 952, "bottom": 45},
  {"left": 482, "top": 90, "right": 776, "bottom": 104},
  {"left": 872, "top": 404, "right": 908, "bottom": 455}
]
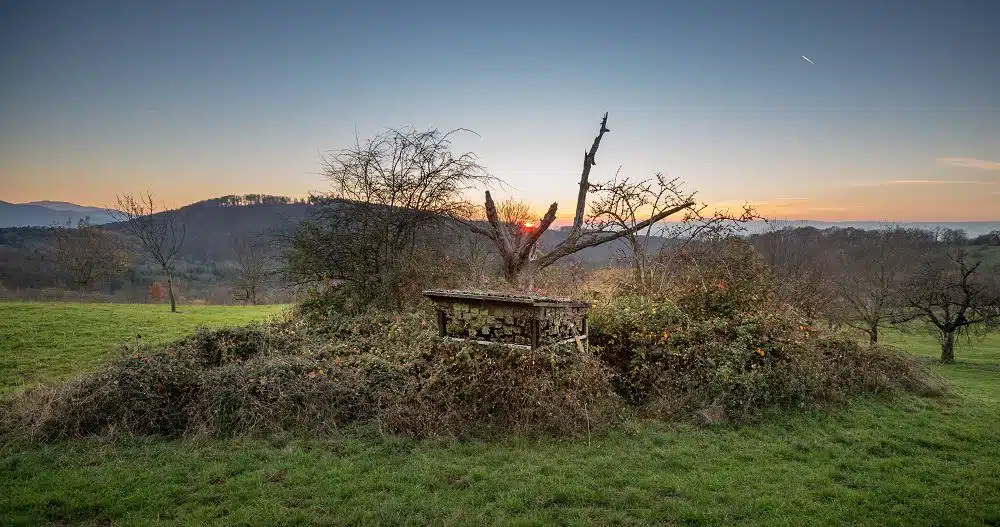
[
  {"left": 384, "top": 341, "right": 621, "bottom": 437},
  {"left": 5, "top": 353, "right": 201, "bottom": 440},
  {"left": 3, "top": 306, "right": 622, "bottom": 440}
]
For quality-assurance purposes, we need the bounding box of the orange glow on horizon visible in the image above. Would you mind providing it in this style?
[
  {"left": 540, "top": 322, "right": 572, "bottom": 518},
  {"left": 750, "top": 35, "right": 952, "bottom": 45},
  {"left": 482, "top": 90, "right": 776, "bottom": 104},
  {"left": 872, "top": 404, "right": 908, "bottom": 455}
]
[{"left": 3, "top": 182, "right": 998, "bottom": 223}]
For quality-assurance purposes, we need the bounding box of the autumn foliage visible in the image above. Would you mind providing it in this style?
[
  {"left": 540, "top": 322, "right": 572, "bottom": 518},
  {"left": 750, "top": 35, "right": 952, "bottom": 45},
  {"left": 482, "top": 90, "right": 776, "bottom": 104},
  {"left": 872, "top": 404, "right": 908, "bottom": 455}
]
[{"left": 148, "top": 282, "right": 165, "bottom": 303}]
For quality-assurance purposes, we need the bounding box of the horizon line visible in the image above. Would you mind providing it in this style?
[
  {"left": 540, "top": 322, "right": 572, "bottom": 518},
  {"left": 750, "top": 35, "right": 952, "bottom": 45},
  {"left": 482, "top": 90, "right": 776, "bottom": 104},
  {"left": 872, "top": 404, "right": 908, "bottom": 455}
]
[{"left": 9, "top": 198, "right": 1000, "bottom": 225}]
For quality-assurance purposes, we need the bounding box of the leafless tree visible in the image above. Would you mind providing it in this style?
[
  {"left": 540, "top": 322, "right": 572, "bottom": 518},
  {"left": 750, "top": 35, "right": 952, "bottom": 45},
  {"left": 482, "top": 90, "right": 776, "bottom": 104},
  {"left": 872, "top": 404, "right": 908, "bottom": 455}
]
[
  {"left": 751, "top": 227, "right": 839, "bottom": 323},
  {"left": 834, "top": 228, "right": 924, "bottom": 346},
  {"left": 970, "top": 230, "right": 1000, "bottom": 246},
  {"left": 465, "top": 113, "right": 696, "bottom": 288},
  {"left": 453, "top": 199, "right": 531, "bottom": 287},
  {"left": 900, "top": 247, "right": 1000, "bottom": 363},
  {"left": 230, "top": 235, "right": 272, "bottom": 305},
  {"left": 52, "top": 218, "right": 130, "bottom": 296},
  {"left": 588, "top": 169, "right": 759, "bottom": 294},
  {"left": 285, "top": 127, "right": 494, "bottom": 306},
  {"left": 110, "top": 193, "right": 186, "bottom": 312}
]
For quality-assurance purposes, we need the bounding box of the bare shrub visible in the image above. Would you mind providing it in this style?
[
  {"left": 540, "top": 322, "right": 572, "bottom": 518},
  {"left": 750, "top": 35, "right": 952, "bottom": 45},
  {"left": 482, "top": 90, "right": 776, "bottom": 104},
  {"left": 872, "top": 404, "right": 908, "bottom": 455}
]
[
  {"left": 285, "top": 127, "right": 494, "bottom": 309},
  {"left": 589, "top": 238, "right": 947, "bottom": 422},
  {"left": 189, "top": 355, "right": 365, "bottom": 436},
  {"left": 6, "top": 353, "right": 201, "bottom": 440}
]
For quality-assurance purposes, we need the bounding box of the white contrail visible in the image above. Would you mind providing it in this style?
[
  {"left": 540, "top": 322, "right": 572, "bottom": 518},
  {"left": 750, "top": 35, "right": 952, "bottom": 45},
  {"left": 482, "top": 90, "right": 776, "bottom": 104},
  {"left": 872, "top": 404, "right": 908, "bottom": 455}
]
[{"left": 801, "top": 55, "right": 815, "bottom": 65}]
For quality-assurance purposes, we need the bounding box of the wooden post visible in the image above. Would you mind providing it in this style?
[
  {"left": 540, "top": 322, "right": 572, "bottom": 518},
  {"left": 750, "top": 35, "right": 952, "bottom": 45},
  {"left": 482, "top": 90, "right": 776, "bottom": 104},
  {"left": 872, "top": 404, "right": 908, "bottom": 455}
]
[{"left": 436, "top": 309, "right": 447, "bottom": 337}]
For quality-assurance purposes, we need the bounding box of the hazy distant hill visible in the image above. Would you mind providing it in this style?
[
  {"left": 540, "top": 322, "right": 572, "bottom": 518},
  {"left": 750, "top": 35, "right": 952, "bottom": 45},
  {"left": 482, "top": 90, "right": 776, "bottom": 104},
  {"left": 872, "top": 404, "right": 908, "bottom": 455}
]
[
  {"left": 2, "top": 195, "right": 997, "bottom": 300},
  {"left": 114, "top": 196, "right": 313, "bottom": 261},
  {"left": 6, "top": 196, "right": 997, "bottom": 258},
  {"left": 0, "top": 196, "right": 313, "bottom": 299},
  {"left": 0, "top": 200, "right": 118, "bottom": 227},
  {"left": 746, "top": 220, "right": 1000, "bottom": 238}
]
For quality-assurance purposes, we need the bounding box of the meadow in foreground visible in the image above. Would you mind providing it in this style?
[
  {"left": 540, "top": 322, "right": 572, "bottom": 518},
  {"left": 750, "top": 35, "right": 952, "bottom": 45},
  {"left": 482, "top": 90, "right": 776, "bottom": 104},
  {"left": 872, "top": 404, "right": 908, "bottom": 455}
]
[{"left": 1, "top": 302, "right": 998, "bottom": 525}]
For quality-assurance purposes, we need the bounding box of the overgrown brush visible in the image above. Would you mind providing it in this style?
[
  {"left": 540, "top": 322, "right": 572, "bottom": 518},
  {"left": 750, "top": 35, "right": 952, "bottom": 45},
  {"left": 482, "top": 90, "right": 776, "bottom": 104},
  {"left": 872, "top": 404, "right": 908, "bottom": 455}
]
[
  {"left": 385, "top": 341, "right": 621, "bottom": 437},
  {"left": 5, "top": 352, "right": 202, "bottom": 439},
  {"left": 2, "top": 305, "right": 621, "bottom": 440},
  {"left": 589, "top": 239, "right": 947, "bottom": 422},
  {"left": 2, "top": 241, "right": 946, "bottom": 438}
]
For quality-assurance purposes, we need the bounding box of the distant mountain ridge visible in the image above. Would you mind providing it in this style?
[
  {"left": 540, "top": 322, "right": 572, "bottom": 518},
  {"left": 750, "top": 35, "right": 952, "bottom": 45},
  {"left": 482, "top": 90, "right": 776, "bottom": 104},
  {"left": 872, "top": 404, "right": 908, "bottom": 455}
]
[
  {"left": 24, "top": 200, "right": 109, "bottom": 213},
  {"left": 745, "top": 220, "right": 1000, "bottom": 238},
  {"left": 0, "top": 200, "right": 118, "bottom": 227},
  {"left": 4, "top": 197, "right": 998, "bottom": 237}
]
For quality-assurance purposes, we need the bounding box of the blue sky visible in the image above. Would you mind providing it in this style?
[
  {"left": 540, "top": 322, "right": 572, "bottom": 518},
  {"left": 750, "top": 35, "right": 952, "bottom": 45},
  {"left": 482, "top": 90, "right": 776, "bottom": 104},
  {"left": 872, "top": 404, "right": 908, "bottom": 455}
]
[{"left": 1, "top": 0, "right": 997, "bottom": 220}]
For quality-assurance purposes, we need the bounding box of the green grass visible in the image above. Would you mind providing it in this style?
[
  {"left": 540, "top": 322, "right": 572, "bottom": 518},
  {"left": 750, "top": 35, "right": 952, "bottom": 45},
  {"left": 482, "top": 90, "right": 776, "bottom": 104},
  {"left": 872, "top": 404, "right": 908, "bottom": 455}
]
[
  {"left": 2, "top": 303, "right": 999, "bottom": 525},
  {"left": 882, "top": 329, "right": 1000, "bottom": 404},
  {"left": 0, "top": 302, "right": 288, "bottom": 395}
]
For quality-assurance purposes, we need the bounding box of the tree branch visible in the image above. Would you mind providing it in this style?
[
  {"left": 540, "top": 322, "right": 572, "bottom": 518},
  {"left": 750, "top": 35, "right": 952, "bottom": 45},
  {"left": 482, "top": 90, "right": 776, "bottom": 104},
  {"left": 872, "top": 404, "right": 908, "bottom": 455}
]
[
  {"left": 535, "top": 200, "right": 694, "bottom": 268},
  {"left": 568, "top": 112, "right": 611, "bottom": 238}
]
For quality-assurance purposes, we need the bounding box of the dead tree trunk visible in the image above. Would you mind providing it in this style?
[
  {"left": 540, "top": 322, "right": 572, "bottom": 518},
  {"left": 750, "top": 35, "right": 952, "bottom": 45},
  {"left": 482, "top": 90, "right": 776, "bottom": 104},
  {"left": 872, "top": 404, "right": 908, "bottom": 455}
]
[{"left": 467, "top": 113, "right": 695, "bottom": 288}]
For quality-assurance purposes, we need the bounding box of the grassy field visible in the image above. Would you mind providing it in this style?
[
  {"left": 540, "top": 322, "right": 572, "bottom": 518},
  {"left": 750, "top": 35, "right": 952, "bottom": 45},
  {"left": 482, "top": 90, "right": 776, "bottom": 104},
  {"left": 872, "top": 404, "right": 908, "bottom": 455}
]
[
  {"left": 0, "top": 302, "right": 288, "bottom": 395},
  {"left": 2, "top": 303, "right": 999, "bottom": 525}
]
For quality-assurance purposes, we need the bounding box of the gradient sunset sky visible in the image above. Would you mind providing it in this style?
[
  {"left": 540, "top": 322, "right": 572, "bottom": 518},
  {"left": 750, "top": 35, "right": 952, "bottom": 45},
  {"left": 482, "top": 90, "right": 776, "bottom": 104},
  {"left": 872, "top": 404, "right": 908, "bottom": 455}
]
[{"left": 1, "top": 0, "right": 998, "bottom": 221}]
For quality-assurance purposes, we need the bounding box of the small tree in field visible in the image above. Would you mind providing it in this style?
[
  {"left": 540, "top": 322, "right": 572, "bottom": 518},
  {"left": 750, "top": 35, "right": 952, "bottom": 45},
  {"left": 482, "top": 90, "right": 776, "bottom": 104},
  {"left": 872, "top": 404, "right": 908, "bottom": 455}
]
[
  {"left": 230, "top": 235, "right": 272, "bottom": 305},
  {"left": 466, "top": 113, "right": 697, "bottom": 288},
  {"left": 901, "top": 247, "right": 1000, "bottom": 363},
  {"left": 835, "top": 228, "right": 927, "bottom": 346},
  {"left": 110, "top": 193, "right": 186, "bottom": 312},
  {"left": 52, "top": 218, "right": 130, "bottom": 296}
]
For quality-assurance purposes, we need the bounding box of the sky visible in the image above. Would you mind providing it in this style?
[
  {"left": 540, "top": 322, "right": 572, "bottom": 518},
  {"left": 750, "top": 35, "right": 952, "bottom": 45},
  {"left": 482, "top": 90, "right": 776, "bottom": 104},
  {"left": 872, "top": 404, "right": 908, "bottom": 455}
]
[{"left": 1, "top": 0, "right": 998, "bottom": 221}]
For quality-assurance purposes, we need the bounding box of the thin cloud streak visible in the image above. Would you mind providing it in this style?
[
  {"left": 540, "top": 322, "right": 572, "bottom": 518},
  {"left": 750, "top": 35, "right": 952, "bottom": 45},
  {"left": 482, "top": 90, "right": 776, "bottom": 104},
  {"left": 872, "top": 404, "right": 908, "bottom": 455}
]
[
  {"left": 851, "top": 179, "right": 998, "bottom": 187},
  {"left": 937, "top": 157, "right": 1000, "bottom": 171}
]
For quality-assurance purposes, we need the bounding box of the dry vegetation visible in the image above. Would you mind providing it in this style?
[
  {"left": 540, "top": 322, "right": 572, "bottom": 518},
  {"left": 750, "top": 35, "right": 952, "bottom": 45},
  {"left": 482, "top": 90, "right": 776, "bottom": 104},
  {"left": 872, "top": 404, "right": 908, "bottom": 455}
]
[{"left": 2, "top": 239, "right": 946, "bottom": 441}]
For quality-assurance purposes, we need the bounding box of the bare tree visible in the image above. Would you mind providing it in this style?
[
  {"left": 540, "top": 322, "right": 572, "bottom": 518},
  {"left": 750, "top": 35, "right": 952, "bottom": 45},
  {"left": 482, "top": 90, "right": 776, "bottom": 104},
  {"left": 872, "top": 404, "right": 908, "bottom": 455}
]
[
  {"left": 230, "top": 235, "right": 272, "bottom": 305},
  {"left": 588, "top": 169, "right": 758, "bottom": 294},
  {"left": 970, "top": 230, "right": 1000, "bottom": 246},
  {"left": 465, "top": 113, "right": 696, "bottom": 287},
  {"left": 901, "top": 247, "right": 1000, "bottom": 362},
  {"left": 834, "top": 228, "right": 924, "bottom": 346},
  {"left": 110, "top": 193, "right": 186, "bottom": 312},
  {"left": 52, "top": 218, "right": 130, "bottom": 296},
  {"left": 751, "top": 227, "right": 839, "bottom": 323},
  {"left": 285, "top": 127, "right": 493, "bottom": 306},
  {"left": 453, "top": 199, "right": 531, "bottom": 287}
]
